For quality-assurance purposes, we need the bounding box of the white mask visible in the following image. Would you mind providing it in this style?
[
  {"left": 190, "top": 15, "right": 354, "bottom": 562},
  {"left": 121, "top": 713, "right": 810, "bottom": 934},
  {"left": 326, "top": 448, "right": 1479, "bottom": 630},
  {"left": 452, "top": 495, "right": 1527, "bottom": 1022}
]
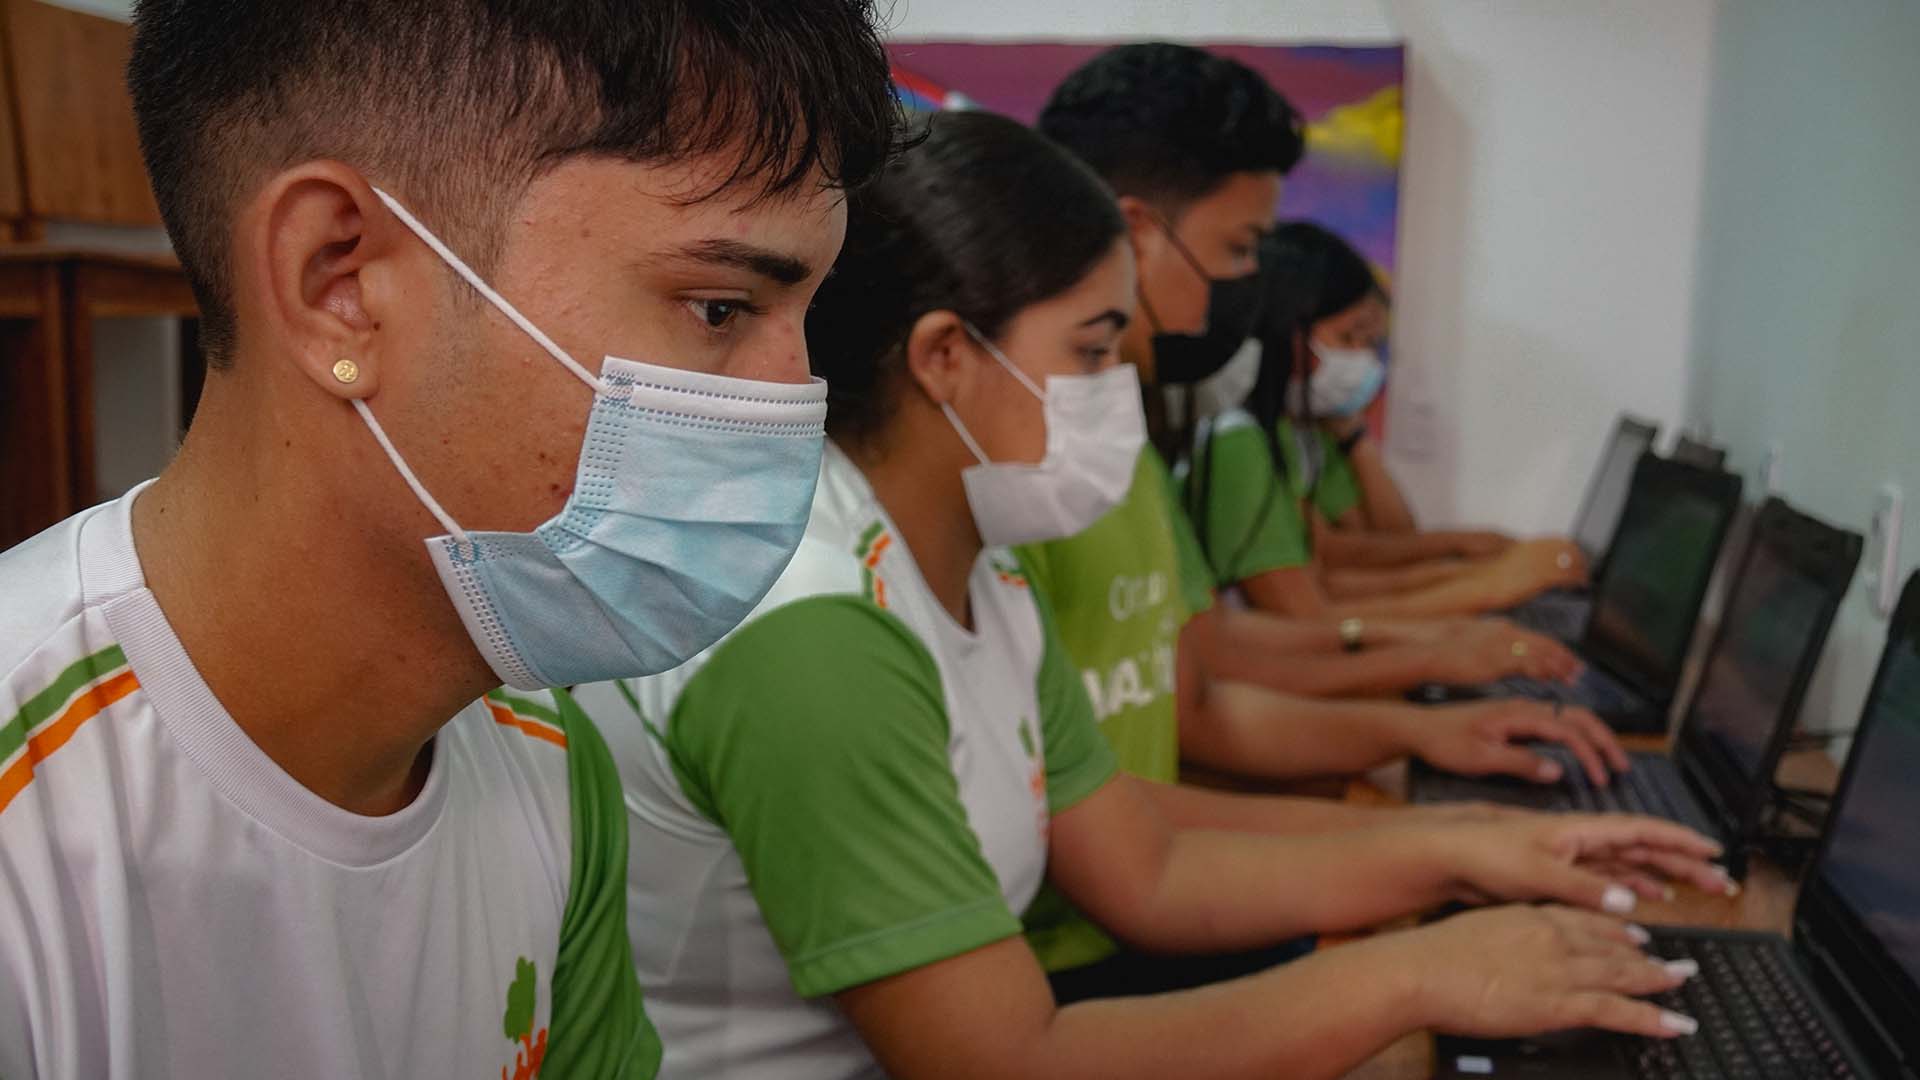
[
  {"left": 1290, "top": 342, "right": 1386, "bottom": 418},
  {"left": 940, "top": 325, "right": 1147, "bottom": 547}
]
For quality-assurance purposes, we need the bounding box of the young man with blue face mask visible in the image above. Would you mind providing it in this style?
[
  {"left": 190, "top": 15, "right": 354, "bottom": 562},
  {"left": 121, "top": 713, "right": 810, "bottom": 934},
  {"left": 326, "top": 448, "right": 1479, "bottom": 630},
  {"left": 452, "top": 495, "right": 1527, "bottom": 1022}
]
[{"left": 0, "top": 2, "right": 899, "bottom": 1077}]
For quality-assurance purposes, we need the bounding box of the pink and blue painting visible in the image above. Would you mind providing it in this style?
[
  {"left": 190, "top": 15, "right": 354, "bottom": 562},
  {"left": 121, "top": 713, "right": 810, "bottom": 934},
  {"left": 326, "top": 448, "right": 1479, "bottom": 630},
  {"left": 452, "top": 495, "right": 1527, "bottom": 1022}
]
[{"left": 889, "top": 42, "right": 1404, "bottom": 429}]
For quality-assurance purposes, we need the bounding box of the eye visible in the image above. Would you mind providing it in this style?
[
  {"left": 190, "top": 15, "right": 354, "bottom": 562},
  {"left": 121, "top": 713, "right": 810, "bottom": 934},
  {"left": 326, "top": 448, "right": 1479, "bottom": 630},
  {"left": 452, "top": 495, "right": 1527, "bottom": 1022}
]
[{"left": 687, "top": 298, "right": 762, "bottom": 331}]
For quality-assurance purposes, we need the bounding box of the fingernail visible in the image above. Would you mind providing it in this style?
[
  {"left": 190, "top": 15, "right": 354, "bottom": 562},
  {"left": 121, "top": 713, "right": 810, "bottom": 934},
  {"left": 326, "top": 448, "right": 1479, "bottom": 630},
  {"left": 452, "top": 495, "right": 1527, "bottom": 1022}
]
[
  {"left": 1715, "top": 867, "right": 1741, "bottom": 896},
  {"left": 1661, "top": 1010, "right": 1699, "bottom": 1036},
  {"left": 1662, "top": 885, "right": 1677, "bottom": 902},
  {"left": 1603, "top": 885, "right": 1637, "bottom": 914},
  {"left": 1536, "top": 761, "right": 1562, "bottom": 782},
  {"left": 1661, "top": 959, "right": 1699, "bottom": 980},
  {"left": 1626, "top": 923, "right": 1652, "bottom": 945}
]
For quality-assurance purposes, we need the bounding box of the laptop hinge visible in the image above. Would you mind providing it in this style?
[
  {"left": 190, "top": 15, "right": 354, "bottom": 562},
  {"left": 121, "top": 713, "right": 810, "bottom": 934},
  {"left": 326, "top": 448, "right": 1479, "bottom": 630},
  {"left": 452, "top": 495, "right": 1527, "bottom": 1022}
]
[{"left": 1805, "top": 936, "right": 1908, "bottom": 1067}]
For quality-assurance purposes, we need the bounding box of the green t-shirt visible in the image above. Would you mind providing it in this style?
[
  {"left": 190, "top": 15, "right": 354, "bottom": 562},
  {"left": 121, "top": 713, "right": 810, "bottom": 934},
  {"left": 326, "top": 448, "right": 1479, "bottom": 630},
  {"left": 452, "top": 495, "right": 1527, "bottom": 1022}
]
[
  {"left": 1186, "top": 412, "right": 1362, "bottom": 583},
  {"left": 1015, "top": 445, "right": 1217, "bottom": 971},
  {"left": 578, "top": 444, "right": 1119, "bottom": 1077}
]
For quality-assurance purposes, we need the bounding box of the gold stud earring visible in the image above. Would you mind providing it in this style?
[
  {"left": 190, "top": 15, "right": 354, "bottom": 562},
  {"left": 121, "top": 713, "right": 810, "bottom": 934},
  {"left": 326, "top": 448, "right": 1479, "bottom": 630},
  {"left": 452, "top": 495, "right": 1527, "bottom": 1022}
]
[{"left": 331, "top": 359, "right": 360, "bottom": 385}]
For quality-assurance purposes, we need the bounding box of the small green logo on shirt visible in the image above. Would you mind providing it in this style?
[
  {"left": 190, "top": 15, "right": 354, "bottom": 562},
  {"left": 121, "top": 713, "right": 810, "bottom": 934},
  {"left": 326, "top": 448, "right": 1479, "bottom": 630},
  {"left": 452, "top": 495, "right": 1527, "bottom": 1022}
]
[{"left": 501, "top": 956, "right": 548, "bottom": 1080}]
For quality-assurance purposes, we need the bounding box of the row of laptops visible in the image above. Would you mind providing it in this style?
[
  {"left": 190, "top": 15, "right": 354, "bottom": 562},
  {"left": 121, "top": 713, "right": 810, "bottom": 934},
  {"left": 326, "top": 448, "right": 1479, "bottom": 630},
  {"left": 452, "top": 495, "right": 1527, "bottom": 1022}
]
[
  {"left": 1433, "top": 569, "right": 1920, "bottom": 1079},
  {"left": 1417, "top": 446, "right": 1753, "bottom": 736},
  {"left": 1508, "top": 418, "right": 1725, "bottom": 644}
]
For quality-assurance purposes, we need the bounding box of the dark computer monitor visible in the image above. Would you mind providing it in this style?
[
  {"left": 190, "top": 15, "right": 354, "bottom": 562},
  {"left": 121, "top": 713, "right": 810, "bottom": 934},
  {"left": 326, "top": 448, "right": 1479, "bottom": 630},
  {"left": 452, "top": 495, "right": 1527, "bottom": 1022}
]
[
  {"left": 1678, "top": 499, "right": 1862, "bottom": 837},
  {"left": 1571, "top": 415, "right": 1662, "bottom": 565},
  {"left": 1583, "top": 456, "right": 1743, "bottom": 699},
  {"left": 1671, "top": 433, "right": 1729, "bottom": 471},
  {"left": 1793, "top": 572, "right": 1920, "bottom": 1078}
]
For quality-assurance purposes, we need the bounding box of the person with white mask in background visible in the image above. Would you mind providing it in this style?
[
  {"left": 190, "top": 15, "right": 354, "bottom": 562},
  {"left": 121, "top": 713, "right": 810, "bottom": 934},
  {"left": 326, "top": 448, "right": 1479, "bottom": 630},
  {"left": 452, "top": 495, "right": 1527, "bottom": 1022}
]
[
  {"left": 1186, "top": 222, "right": 1593, "bottom": 620},
  {"left": 0, "top": 1, "right": 903, "bottom": 1076},
  {"left": 570, "top": 111, "right": 1731, "bottom": 1080}
]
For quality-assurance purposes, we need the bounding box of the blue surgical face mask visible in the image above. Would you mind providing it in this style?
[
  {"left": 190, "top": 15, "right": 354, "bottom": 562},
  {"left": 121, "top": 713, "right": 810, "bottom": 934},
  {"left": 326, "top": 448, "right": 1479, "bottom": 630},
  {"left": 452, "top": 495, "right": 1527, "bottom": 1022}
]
[{"left": 357, "top": 188, "right": 826, "bottom": 690}]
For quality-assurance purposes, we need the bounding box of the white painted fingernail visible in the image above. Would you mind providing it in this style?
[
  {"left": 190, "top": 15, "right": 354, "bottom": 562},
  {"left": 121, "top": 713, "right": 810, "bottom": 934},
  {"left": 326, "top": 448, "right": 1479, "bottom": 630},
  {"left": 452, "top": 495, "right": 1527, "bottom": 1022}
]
[
  {"left": 1626, "top": 923, "right": 1652, "bottom": 945},
  {"left": 1717, "top": 870, "right": 1742, "bottom": 896},
  {"left": 1663, "top": 885, "right": 1677, "bottom": 902},
  {"left": 1662, "top": 959, "right": 1699, "bottom": 980},
  {"left": 1603, "top": 885, "right": 1637, "bottom": 914},
  {"left": 1661, "top": 1010, "right": 1699, "bottom": 1035}
]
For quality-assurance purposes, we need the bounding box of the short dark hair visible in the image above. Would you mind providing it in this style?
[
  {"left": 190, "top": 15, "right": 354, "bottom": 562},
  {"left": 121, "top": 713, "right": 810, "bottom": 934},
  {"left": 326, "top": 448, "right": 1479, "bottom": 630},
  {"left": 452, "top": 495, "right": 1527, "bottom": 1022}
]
[
  {"left": 128, "top": 0, "right": 903, "bottom": 367},
  {"left": 807, "top": 110, "right": 1127, "bottom": 447},
  {"left": 1038, "top": 43, "right": 1304, "bottom": 213}
]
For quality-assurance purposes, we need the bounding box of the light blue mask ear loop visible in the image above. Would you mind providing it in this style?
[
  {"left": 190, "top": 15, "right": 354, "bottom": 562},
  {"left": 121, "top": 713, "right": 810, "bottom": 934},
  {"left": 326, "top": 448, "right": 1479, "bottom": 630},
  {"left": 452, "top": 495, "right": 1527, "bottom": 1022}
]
[{"left": 348, "top": 186, "right": 628, "bottom": 552}]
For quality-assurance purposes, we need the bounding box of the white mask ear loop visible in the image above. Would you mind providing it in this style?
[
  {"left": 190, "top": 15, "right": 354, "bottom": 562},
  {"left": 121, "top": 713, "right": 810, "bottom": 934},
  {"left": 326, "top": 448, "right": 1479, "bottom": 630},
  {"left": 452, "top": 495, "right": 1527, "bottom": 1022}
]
[
  {"left": 961, "top": 322, "right": 1046, "bottom": 400},
  {"left": 352, "top": 399, "right": 471, "bottom": 546},
  {"left": 940, "top": 403, "right": 994, "bottom": 466},
  {"left": 369, "top": 186, "right": 612, "bottom": 397}
]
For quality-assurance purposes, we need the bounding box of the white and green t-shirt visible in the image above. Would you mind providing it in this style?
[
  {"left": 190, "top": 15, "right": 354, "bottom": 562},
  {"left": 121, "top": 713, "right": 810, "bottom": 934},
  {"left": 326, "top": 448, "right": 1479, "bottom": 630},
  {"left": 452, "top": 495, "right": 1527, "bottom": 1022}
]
[
  {"left": 0, "top": 485, "right": 657, "bottom": 1080},
  {"left": 576, "top": 443, "right": 1118, "bottom": 1080},
  {"left": 1185, "top": 410, "right": 1362, "bottom": 583}
]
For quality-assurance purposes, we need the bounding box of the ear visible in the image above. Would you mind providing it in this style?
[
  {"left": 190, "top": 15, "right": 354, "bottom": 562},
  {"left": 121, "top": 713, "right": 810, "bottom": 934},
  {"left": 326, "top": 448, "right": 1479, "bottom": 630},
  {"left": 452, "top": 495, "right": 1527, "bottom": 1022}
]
[
  {"left": 1115, "top": 194, "right": 1165, "bottom": 268},
  {"left": 902, "top": 310, "right": 978, "bottom": 409},
  {"left": 241, "top": 161, "right": 403, "bottom": 401}
]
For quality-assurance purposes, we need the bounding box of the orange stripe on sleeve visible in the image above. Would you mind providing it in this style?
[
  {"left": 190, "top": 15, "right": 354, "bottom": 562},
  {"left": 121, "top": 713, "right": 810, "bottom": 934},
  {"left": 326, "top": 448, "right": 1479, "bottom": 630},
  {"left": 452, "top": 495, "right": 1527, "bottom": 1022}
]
[
  {"left": 0, "top": 669, "right": 141, "bottom": 816},
  {"left": 487, "top": 702, "right": 569, "bottom": 750}
]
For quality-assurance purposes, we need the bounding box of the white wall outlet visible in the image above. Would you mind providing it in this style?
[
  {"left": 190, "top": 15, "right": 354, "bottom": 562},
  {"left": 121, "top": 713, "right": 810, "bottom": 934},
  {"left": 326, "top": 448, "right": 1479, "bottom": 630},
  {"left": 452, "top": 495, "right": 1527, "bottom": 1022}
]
[
  {"left": 1761, "top": 441, "right": 1784, "bottom": 495},
  {"left": 1865, "top": 483, "right": 1905, "bottom": 618}
]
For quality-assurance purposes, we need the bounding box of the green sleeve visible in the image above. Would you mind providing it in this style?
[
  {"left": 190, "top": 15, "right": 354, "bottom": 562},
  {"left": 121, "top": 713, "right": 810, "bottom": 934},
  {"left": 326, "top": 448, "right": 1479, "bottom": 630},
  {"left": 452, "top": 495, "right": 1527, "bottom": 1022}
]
[
  {"left": 1313, "top": 430, "right": 1362, "bottom": 523},
  {"left": 1191, "top": 417, "right": 1312, "bottom": 583},
  {"left": 1143, "top": 446, "right": 1220, "bottom": 618},
  {"left": 491, "top": 689, "right": 663, "bottom": 1079},
  {"left": 1019, "top": 555, "right": 1119, "bottom": 813},
  {"left": 665, "top": 596, "right": 1021, "bottom": 998}
]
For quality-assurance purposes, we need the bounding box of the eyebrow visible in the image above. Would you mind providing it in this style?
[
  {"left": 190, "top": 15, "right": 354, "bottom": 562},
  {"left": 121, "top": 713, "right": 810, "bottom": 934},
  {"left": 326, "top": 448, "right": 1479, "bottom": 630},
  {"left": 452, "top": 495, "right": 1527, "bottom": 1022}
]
[
  {"left": 1080, "top": 309, "right": 1131, "bottom": 331},
  {"left": 662, "top": 238, "right": 814, "bottom": 287}
]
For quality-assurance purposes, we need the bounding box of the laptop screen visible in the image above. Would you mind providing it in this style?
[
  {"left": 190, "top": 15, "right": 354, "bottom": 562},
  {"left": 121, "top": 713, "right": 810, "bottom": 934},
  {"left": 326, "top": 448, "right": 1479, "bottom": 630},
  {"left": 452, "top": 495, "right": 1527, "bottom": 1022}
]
[
  {"left": 1815, "top": 627, "right": 1920, "bottom": 989},
  {"left": 1689, "top": 542, "right": 1832, "bottom": 780},
  {"left": 1574, "top": 425, "right": 1657, "bottom": 561},
  {"left": 1585, "top": 485, "right": 1726, "bottom": 688}
]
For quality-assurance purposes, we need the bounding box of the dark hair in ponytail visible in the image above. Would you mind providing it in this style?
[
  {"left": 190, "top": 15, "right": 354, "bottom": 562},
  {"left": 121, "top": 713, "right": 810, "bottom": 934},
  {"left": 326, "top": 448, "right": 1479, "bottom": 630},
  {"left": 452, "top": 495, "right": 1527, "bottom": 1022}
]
[{"left": 806, "top": 110, "right": 1128, "bottom": 447}]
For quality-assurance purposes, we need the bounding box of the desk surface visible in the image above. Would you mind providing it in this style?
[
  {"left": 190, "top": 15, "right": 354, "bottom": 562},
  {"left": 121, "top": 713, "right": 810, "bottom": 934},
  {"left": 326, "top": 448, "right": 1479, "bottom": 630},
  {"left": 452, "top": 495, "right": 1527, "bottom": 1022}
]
[{"left": 1339, "top": 738, "right": 1838, "bottom": 1079}]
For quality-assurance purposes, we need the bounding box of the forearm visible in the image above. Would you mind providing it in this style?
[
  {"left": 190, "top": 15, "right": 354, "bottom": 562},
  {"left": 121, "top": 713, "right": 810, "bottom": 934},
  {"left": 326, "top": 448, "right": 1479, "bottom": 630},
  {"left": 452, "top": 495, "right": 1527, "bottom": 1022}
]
[
  {"left": 1346, "top": 437, "right": 1418, "bottom": 533},
  {"left": 1204, "top": 611, "right": 1456, "bottom": 696},
  {"left": 1331, "top": 563, "right": 1531, "bottom": 620},
  {"left": 1323, "top": 559, "right": 1472, "bottom": 600},
  {"left": 1138, "top": 774, "right": 1401, "bottom": 834},
  {"left": 1316, "top": 526, "right": 1470, "bottom": 569},
  {"left": 1179, "top": 680, "right": 1423, "bottom": 781},
  {"left": 1035, "top": 948, "right": 1418, "bottom": 1080},
  {"left": 1129, "top": 825, "right": 1457, "bottom": 948}
]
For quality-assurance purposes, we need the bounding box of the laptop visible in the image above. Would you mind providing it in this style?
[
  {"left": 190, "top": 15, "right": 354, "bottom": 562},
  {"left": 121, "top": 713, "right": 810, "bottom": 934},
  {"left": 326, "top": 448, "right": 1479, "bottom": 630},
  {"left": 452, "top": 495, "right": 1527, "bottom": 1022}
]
[
  {"left": 1411, "top": 498, "right": 1863, "bottom": 877},
  {"left": 1510, "top": 415, "right": 1663, "bottom": 640},
  {"left": 1423, "top": 455, "right": 1744, "bottom": 733},
  {"left": 1434, "top": 570, "right": 1920, "bottom": 1080}
]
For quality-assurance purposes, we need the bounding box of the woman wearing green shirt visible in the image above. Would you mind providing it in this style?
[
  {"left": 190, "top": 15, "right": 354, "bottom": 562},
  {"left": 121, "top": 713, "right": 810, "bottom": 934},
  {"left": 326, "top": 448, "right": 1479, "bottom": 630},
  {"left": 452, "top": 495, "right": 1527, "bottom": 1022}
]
[
  {"left": 1189, "top": 223, "right": 1591, "bottom": 620},
  {"left": 577, "top": 112, "right": 1728, "bottom": 1080}
]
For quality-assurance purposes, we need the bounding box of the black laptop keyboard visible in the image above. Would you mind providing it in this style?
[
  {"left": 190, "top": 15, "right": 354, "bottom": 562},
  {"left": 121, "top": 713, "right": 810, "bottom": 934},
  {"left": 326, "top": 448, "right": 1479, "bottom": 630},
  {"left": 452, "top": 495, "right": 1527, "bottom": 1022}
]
[
  {"left": 1628, "top": 937, "right": 1856, "bottom": 1079},
  {"left": 1495, "top": 667, "right": 1649, "bottom": 718},
  {"left": 1512, "top": 747, "right": 1717, "bottom": 836},
  {"left": 1507, "top": 592, "right": 1592, "bottom": 642}
]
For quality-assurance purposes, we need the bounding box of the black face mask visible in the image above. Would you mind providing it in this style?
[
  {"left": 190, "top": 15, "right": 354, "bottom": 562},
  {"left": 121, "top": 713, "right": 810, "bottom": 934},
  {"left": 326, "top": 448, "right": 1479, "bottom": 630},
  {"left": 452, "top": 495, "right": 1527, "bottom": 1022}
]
[
  {"left": 1144, "top": 211, "right": 1269, "bottom": 386},
  {"left": 1151, "top": 269, "right": 1267, "bottom": 386}
]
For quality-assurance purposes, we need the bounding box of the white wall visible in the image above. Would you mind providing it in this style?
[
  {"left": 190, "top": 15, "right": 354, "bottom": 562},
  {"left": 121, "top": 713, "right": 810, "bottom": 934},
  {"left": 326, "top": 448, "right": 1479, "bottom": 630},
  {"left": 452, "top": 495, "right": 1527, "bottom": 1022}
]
[
  {"left": 889, "top": 0, "right": 1718, "bottom": 534},
  {"left": 1685, "top": 0, "right": 1920, "bottom": 742}
]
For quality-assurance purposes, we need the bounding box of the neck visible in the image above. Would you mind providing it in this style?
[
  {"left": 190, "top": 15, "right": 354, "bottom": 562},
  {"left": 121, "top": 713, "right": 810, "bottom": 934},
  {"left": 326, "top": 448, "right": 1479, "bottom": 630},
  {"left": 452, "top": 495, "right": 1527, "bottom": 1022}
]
[
  {"left": 132, "top": 379, "right": 495, "bottom": 816},
  {"left": 842, "top": 425, "right": 982, "bottom": 629}
]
